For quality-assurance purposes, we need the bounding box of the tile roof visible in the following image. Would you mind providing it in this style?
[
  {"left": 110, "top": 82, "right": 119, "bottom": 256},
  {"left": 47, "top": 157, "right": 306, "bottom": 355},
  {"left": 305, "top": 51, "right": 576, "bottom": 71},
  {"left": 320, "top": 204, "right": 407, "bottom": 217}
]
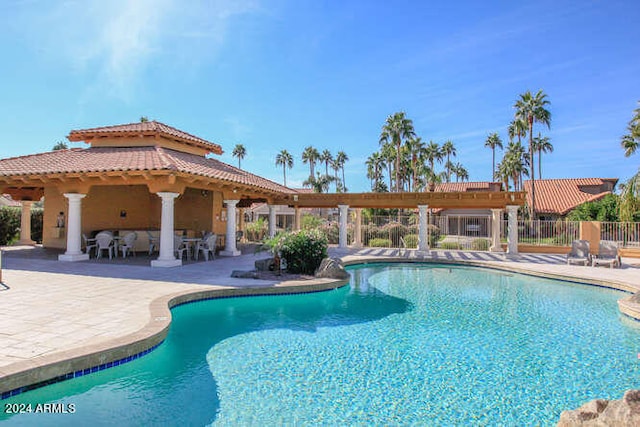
[
  {"left": 67, "top": 121, "right": 223, "bottom": 155},
  {"left": 0, "top": 146, "right": 290, "bottom": 194},
  {"left": 432, "top": 182, "right": 503, "bottom": 192},
  {"left": 524, "top": 178, "right": 618, "bottom": 215}
]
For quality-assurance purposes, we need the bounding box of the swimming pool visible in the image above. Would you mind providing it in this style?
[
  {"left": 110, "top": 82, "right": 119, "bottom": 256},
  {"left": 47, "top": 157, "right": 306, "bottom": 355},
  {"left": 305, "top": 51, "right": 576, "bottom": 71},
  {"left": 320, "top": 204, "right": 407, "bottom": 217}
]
[{"left": 1, "top": 263, "right": 639, "bottom": 425}]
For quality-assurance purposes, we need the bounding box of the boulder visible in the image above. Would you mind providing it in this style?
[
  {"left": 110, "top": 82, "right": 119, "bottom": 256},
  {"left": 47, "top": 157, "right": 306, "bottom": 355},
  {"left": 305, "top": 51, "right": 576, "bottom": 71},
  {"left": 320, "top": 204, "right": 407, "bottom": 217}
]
[
  {"left": 255, "top": 257, "right": 275, "bottom": 271},
  {"left": 230, "top": 270, "right": 259, "bottom": 279},
  {"left": 314, "top": 257, "right": 349, "bottom": 280},
  {"left": 558, "top": 389, "right": 640, "bottom": 426}
]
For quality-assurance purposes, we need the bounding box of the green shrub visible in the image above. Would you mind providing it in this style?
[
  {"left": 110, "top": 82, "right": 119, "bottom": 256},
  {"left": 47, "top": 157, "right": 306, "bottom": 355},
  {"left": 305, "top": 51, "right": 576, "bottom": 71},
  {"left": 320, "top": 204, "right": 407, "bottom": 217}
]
[
  {"left": 428, "top": 224, "right": 441, "bottom": 247},
  {"left": 319, "top": 221, "right": 339, "bottom": 244},
  {"left": 403, "top": 234, "right": 418, "bottom": 248},
  {"left": 471, "top": 238, "right": 490, "bottom": 251},
  {"left": 31, "top": 208, "right": 43, "bottom": 243},
  {"left": 361, "top": 224, "right": 378, "bottom": 245},
  {"left": 439, "top": 241, "right": 461, "bottom": 250},
  {"left": 268, "top": 229, "right": 328, "bottom": 275},
  {"left": 245, "top": 217, "right": 267, "bottom": 242},
  {"left": 369, "top": 238, "right": 391, "bottom": 248},
  {"left": 301, "top": 213, "right": 323, "bottom": 230},
  {"left": 0, "top": 207, "right": 20, "bottom": 245}
]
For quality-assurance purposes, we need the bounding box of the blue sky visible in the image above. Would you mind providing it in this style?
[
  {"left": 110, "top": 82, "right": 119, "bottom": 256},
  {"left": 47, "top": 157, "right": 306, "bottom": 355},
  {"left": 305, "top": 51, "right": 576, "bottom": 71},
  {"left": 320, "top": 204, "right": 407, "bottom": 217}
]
[{"left": 1, "top": 0, "right": 639, "bottom": 192}]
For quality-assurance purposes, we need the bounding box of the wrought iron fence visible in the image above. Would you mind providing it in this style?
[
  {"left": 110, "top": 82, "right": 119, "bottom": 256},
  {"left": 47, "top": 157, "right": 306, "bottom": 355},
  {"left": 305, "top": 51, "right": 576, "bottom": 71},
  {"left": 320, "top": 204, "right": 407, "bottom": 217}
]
[
  {"left": 500, "top": 220, "right": 579, "bottom": 246},
  {"left": 359, "top": 214, "right": 416, "bottom": 248},
  {"left": 600, "top": 222, "right": 640, "bottom": 248}
]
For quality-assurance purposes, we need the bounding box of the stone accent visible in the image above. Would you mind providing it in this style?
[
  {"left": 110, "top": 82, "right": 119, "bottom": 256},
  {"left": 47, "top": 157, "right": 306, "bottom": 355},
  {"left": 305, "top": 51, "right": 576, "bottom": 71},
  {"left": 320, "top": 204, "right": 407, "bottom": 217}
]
[
  {"left": 255, "top": 257, "right": 276, "bottom": 271},
  {"left": 231, "top": 270, "right": 260, "bottom": 279},
  {"left": 315, "top": 257, "right": 349, "bottom": 280},
  {"left": 557, "top": 389, "right": 640, "bottom": 426}
]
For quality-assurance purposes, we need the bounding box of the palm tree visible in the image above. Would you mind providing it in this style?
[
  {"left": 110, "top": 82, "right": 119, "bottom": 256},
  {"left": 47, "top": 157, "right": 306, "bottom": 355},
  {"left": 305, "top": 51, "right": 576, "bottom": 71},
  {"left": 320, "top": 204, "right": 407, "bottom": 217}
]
[
  {"left": 514, "top": 89, "right": 552, "bottom": 217},
  {"left": 52, "top": 141, "right": 68, "bottom": 150},
  {"left": 441, "top": 140, "right": 456, "bottom": 183},
  {"left": 484, "top": 133, "right": 503, "bottom": 181},
  {"left": 621, "top": 101, "right": 640, "bottom": 157},
  {"left": 232, "top": 144, "right": 246, "bottom": 169},
  {"left": 140, "top": 116, "right": 149, "bottom": 123},
  {"left": 404, "top": 137, "right": 425, "bottom": 191},
  {"left": 380, "top": 142, "right": 396, "bottom": 191},
  {"left": 319, "top": 149, "right": 333, "bottom": 176},
  {"left": 502, "top": 141, "right": 529, "bottom": 190},
  {"left": 508, "top": 118, "right": 528, "bottom": 144},
  {"left": 532, "top": 133, "right": 553, "bottom": 178},
  {"left": 335, "top": 151, "right": 349, "bottom": 191},
  {"left": 423, "top": 141, "right": 443, "bottom": 189},
  {"left": 275, "top": 149, "right": 294, "bottom": 187},
  {"left": 379, "top": 112, "right": 416, "bottom": 192},
  {"left": 301, "top": 146, "right": 320, "bottom": 178},
  {"left": 366, "top": 152, "right": 385, "bottom": 191},
  {"left": 451, "top": 162, "right": 468, "bottom": 183},
  {"left": 303, "top": 172, "right": 333, "bottom": 193}
]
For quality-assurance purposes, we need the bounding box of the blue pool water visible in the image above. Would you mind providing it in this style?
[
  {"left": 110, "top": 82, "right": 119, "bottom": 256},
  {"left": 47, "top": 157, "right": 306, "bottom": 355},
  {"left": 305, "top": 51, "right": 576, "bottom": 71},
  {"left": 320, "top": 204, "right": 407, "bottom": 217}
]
[{"left": 2, "top": 264, "right": 639, "bottom": 425}]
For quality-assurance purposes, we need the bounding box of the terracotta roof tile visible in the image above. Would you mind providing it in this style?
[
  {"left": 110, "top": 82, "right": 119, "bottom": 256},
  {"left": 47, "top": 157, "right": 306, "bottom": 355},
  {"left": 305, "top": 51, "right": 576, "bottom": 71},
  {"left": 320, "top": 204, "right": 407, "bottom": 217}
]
[
  {"left": 67, "top": 121, "right": 222, "bottom": 154},
  {"left": 0, "top": 146, "right": 290, "bottom": 194},
  {"left": 524, "top": 178, "right": 618, "bottom": 215}
]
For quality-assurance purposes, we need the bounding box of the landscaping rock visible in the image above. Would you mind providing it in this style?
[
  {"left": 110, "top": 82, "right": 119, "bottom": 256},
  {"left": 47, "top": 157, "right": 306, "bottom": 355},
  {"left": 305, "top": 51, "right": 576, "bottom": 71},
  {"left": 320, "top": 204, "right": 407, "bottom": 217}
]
[
  {"left": 231, "top": 270, "right": 259, "bottom": 279},
  {"left": 255, "top": 257, "right": 275, "bottom": 271},
  {"left": 314, "top": 257, "right": 349, "bottom": 280},
  {"left": 557, "top": 389, "right": 640, "bottom": 426}
]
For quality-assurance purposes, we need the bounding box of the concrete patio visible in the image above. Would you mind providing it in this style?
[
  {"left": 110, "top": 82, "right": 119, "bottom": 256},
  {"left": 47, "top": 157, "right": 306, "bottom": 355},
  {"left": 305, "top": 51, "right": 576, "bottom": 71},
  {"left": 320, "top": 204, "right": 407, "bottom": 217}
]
[{"left": 1, "top": 244, "right": 640, "bottom": 397}]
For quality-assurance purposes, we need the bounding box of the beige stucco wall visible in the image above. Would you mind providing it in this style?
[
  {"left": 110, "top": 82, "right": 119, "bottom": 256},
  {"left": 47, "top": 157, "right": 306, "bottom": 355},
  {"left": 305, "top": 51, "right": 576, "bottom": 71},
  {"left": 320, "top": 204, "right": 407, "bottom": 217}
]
[{"left": 42, "top": 185, "right": 222, "bottom": 249}]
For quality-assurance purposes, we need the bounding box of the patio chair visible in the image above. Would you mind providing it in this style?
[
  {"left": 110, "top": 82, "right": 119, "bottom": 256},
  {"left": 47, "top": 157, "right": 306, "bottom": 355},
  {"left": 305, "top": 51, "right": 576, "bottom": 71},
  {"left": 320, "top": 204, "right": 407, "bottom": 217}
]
[
  {"left": 83, "top": 233, "right": 97, "bottom": 258},
  {"left": 147, "top": 231, "right": 159, "bottom": 255},
  {"left": 95, "top": 231, "right": 115, "bottom": 260},
  {"left": 566, "top": 240, "right": 591, "bottom": 266},
  {"left": 592, "top": 240, "right": 621, "bottom": 268},
  {"left": 196, "top": 234, "right": 217, "bottom": 261},
  {"left": 174, "top": 235, "right": 189, "bottom": 260},
  {"left": 120, "top": 232, "right": 138, "bottom": 258}
]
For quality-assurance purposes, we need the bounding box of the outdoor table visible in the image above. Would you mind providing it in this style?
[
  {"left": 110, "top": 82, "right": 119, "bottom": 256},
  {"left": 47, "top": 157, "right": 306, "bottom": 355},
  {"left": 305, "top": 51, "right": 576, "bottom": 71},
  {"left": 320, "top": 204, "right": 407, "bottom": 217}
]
[{"left": 182, "top": 237, "right": 202, "bottom": 259}]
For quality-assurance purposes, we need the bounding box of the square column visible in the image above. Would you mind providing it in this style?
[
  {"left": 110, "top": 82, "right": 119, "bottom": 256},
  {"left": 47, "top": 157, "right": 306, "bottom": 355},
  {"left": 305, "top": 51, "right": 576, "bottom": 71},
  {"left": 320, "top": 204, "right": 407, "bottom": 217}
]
[
  {"left": 506, "top": 205, "right": 519, "bottom": 256},
  {"left": 220, "top": 200, "right": 241, "bottom": 256},
  {"left": 338, "top": 204, "right": 349, "bottom": 248},
  {"left": 17, "top": 200, "right": 36, "bottom": 245},
  {"left": 490, "top": 209, "right": 504, "bottom": 252},
  {"left": 268, "top": 204, "right": 277, "bottom": 238},
  {"left": 59, "top": 193, "right": 90, "bottom": 262},
  {"left": 353, "top": 208, "right": 363, "bottom": 247},
  {"left": 417, "top": 204, "right": 430, "bottom": 253},
  {"left": 151, "top": 192, "right": 182, "bottom": 267}
]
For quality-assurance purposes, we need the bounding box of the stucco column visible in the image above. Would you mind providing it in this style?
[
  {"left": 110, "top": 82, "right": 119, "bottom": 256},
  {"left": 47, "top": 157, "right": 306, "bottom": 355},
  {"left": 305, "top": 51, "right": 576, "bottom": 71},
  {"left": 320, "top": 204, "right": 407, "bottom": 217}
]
[
  {"left": 59, "top": 193, "right": 89, "bottom": 262},
  {"left": 338, "top": 205, "right": 349, "bottom": 248},
  {"left": 220, "top": 200, "right": 241, "bottom": 256},
  {"left": 294, "top": 207, "right": 301, "bottom": 231},
  {"left": 17, "top": 200, "right": 36, "bottom": 245},
  {"left": 151, "top": 192, "right": 182, "bottom": 267},
  {"left": 506, "top": 205, "right": 519, "bottom": 256},
  {"left": 268, "top": 204, "right": 277, "bottom": 238},
  {"left": 353, "top": 208, "right": 363, "bottom": 247},
  {"left": 417, "top": 204, "right": 430, "bottom": 253},
  {"left": 490, "top": 209, "right": 504, "bottom": 252}
]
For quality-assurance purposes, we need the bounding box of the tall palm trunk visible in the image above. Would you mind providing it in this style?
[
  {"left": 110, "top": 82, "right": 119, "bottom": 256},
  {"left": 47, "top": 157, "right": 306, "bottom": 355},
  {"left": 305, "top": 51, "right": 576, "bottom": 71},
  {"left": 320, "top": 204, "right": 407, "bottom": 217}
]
[
  {"left": 491, "top": 149, "right": 495, "bottom": 181},
  {"left": 538, "top": 150, "right": 542, "bottom": 179},
  {"left": 528, "top": 116, "right": 536, "bottom": 218}
]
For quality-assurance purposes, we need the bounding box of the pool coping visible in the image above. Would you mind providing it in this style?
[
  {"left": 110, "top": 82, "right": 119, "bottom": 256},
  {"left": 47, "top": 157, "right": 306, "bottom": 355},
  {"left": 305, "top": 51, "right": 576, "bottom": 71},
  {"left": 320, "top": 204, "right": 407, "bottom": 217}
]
[{"left": 2, "top": 254, "right": 640, "bottom": 398}]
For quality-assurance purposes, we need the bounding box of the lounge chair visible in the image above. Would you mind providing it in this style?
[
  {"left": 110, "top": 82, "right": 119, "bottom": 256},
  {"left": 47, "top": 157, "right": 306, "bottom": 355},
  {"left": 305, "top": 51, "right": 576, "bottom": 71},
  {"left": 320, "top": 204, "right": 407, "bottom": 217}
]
[
  {"left": 566, "top": 240, "right": 591, "bottom": 266},
  {"left": 174, "top": 235, "right": 189, "bottom": 260},
  {"left": 83, "top": 233, "right": 97, "bottom": 258},
  {"left": 147, "top": 231, "right": 159, "bottom": 255},
  {"left": 592, "top": 240, "right": 621, "bottom": 268}
]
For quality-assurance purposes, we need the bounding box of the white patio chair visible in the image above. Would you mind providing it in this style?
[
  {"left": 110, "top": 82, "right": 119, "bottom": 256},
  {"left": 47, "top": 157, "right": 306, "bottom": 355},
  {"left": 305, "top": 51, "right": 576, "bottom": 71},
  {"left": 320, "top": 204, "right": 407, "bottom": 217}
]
[
  {"left": 196, "top": 234, "right": 217, "bottom": 261},
  {"left": 174, "top": 235, "right": 189, "bottom": 260},
  {"left": 566, "top": 240, "right": 591, "bottom": 266},
  {"left": 95, "top": 231, "right": 115, "bottom": 260},
  {"left": 83, "top": 233, "right": 97, "bottom": 258},
  {"left": 147, "top": 231, "right": 159, "bottom": 255},
  {"left": 120, "top": 232, "right": 138, "bottom": 258},
  {"left": 592, "top": 240, "right": 621, "bottom": 268}
]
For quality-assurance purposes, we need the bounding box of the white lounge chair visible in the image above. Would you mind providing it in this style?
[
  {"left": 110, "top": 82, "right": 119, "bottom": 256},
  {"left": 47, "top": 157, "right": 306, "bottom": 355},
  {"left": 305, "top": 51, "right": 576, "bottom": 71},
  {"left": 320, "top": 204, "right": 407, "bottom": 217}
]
[
  {"left": 592, "top": 240, "right": 621, "bottom": 268},
  {"left": 95, "top": 231, "right": 115, "bottom": 260},
  {"left": 120, "top": 232, "right": 137, "bottom": 258},
  {"left": 147, "top": 231, "right": 158, "bottom": 255},
  {"left": 174, "top": 235, "right": 189, "bottom": 260},
  {"left": 196, "top": 234, "right": 217, "bottom": 261},
  {"left": 566, "top": 240, "right": 591, "bottom": 266}
]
